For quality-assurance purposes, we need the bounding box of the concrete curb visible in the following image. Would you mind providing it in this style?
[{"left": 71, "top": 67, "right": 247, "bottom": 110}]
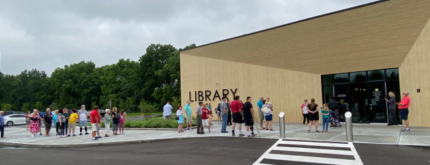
[{"left": 0, "top": 136, "right": 232, "bottom": 148}]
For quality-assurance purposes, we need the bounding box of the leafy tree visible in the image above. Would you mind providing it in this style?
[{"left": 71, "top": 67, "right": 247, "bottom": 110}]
[
  {"left": 139, "top": 99, "right": 156, "bottom": 119},
  {"left": 35, "top": 102, "right": 43, "bottom": 111},
  {"left": 1, "top": 104, "right": 13, "bottom": 111},
  {"left": 21, "top": 103, "right": 29, "bottom": 112},
  {"left": 125, "top": 97, "right": 133, "bottom": 112}
]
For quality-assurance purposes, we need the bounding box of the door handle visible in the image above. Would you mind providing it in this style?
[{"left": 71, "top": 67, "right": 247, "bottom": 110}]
[{"left": 370, "top": 104, "right": 372, "bottom": 110}]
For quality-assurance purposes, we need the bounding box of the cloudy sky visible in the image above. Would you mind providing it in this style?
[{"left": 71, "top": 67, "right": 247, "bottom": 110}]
[{"left": 0, "top": 0, "right": 375, "bottom": 75}]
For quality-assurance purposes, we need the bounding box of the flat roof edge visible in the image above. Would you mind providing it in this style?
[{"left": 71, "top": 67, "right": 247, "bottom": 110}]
[{"left": 180, "top": 0, "right": 389, "bottom": 53}]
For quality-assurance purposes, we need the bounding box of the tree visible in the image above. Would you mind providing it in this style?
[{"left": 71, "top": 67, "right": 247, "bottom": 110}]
[
  {"left": 125, "top": 97, "right": 133, "bottom": 112},
  {"left": 1, "top": 104, "right": 13, "bottom": 111},
  {"left": 35, "top": 102, "right": 43, "bottom": 111},
  {"left": 139, "top": 99, "right": 156, "bottom": 119},
  {"left": 21, "top": 103, "right": 29, "bottom": 112}
]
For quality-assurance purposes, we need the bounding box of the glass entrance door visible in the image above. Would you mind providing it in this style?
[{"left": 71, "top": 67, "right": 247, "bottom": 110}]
[{"left": 367, "top": 83, "right": 387, "bottom": 123}]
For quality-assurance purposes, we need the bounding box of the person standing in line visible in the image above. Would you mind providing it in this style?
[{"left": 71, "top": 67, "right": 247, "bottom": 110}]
[
  {"left": 321, "top": 104, "right": 330, "bottom": 132},
  {"left": 111, "top": 107, "right": 119, "bottom": 135},
  {"left": 0, "top": 111, "right": 5, "bottom": 138},
  {"left": 220, "top": 97, "right": 229, "bottom": 133},
  {"left": 307, "top": 98, "right": 320, "bottom": 132},
  {"left": 230, "top": 96, "right": 244, "bottom": 137},
  {"left": 264, "top": 100, "right": 274, "bottom": 131},
  {"left": 216, "top": 103, "right": 221, "bottom": 122},
  {"left": 176, "top": 106, "right": 184, "bottom": 133},
  {"left": 78, "top": 105, "right": 89, "bottom": 135},
  {"left": 56, "top": 109, "right": 66, "bottom": 138},
  {"left": 301, "top": 99, "right": 309, "bottom": 124},
  {"left": 257, "top": 97, "right": 265, "bottom": 130},
  {"left": 63, "top": 108, "right": 70, "bottom": 136},
  {"left": 163, "top": 102, "right": 173, "bottom": 120},
  {"left": 243, "top": 97, "right": 257, "bottom": 137},
  {"left": 25, "top": 111, "right": 30, "bottom": 130},
  {"left": 104, "top": 109, "right": 112, "bottom": 137},
  {"left": 397, "top": 92, "right": 411, "bottom": 131},
  {"left": 68, "top": 109, "right": 78, "bottom": 136},
  {"left": 202, "top": 104, "right": 210, "bottom": 133},
  {"left": 90, "top": 106, "right": 100, "bottom": 140},
  {"left": 196, "top": 102, "right": 204, "bottom": 134},
  {"left": 95, "top": 108, "right": 103, "bottom": 139},
  {"left": 227, "top": 99, "right": 232, "bottom": 126},
  {"left": 30, "top": 109, "right": 41, "bottom": 137},
  {"left": 385, "top": 92, "right": 397, "bottom": 126},
  {"left": 119, "top": 110, "right": 126, "bottom": 134},
  {"left": 184, "top": 100, "right": 193, "bottom": 131},
  {"left": 44, "top": 108, "right": 53, "bottom": 136},
  {"left": 53, "top": 110, "right": 58, "bottom": 135}
]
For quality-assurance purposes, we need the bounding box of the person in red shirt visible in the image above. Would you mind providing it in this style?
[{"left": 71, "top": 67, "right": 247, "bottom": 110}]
[
  {"left": 230, "top": 96, "right": 244, "bottom": 137},
  {"left": 90, "top": 106, "right": 100, "bottom": 140},
  {"left": 397, "top": 92, "right": 411, "bottom": 131},
  {"left": 202, "top": 104, "right": 211, "bottom": 132}
]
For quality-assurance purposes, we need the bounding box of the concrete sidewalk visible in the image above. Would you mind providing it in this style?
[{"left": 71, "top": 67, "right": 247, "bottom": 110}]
[{"left": 0, "top": 121, "right": 429, "bottom": 147}]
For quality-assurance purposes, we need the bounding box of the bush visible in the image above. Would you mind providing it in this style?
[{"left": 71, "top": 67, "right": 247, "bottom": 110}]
[{"left": 122, "top": 118, "right": 197, "bottom": 128}]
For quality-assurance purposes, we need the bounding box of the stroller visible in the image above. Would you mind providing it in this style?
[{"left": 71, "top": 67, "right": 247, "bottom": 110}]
[{"left": 330, "top": 109, "right": 341, "bottom": 128}]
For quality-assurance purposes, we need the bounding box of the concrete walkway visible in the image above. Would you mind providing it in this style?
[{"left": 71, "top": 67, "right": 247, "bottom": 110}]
[{"left": 1, "top": 122, "right": 429, "bottom": 147}]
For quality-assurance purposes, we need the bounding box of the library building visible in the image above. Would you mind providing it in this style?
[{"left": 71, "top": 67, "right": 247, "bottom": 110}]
[{"left": 180, "top": 0, "right": 430, "bottom": 127}]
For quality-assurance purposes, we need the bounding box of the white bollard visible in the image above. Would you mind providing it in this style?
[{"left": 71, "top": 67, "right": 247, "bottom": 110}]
[
  {"left": 345, "top": 111, "right": 353, "bottom": 142},
  {"left": 279, "top": 112, "right": 285, "bottom": 139}
]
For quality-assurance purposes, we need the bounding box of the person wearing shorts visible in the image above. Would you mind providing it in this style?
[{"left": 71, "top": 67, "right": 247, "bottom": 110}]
[
  {"left": 243, "top": 96, "right": 256, "bottom": 137},
  {"left": 202, "top": 104, "right": 210, "bottom": 133},
  {"left": 184, "top": 100, "right": 193, "bottom": 131},
  {"left": 257, "top": 97, "right": 265, "bottom": 130},
  {"left": 90, "top": 106, "right": 100, "bottom": 141},
  {"left": 398, "top": 92, "right": 411, "bottom": 131},
  {"left": 111, "top": 107, "right": 119, "bottom": 135},
  {"left": 230, "top": 96, "right": 244, "bottom": 137},
  {"left": 78, "top": 105, "right": 89, "bottom": 135},
  {"left": 68, "top": 109, "right": 78, "bottom": 136}
]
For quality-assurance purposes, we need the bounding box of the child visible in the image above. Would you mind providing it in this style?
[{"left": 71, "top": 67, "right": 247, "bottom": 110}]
[
  {"left": 201, "top": 104, "right": 210, "bottom": 133},
  {"left": 321, "top": 104, "right": 330, "bottom": 132},
  {"left": 119, "top": 110, "right": 126, "bottom": 134},
  {"left": 176, "top": 106, "right": 184, "bottom": 133},
  {"left": 68, "top": 109, "right": 78, "bottom": 136}
]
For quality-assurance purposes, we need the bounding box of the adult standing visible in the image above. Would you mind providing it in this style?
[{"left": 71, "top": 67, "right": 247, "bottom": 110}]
[
  {"left": 220, "top": 97, "right": 229, "bottom": 133},
  {"left": 63, "top": 108, "right": 70, "bottom": 136},
  {"left": 90, "top": 106, "right": 100, "bottom": 140},
  {"left": 25, "top": 111, "right": 30, "bottom": 130},
  {"left": 176, "top": 106, "right": 184, "bottom": 133},
  {"left": 307, "top": 98, "right": 320, "bottom": 132},
  {"left": 202, "top": 104, "right": 210, "bottom": 133},
  {"left": 257, "top": 97, "right": 265, "bottom": 130},
  {"left": 301, "top": 99, "right": 309, "bottom": 124},
  {"left": 0, "top": 111, "right": 4, "bottom": 138},
  {"left": 56, "top": 109, "right": 66, "bottom": 138},
  {"left": 184, "top": 100, "right": 193, "bottom": 131},
  {"left": 398, "top": 92, "right": 411, "bottom": 131},
  {"left": 78, "top": 105, "right": 89, "bottom": 135},
  {"left": 230, "top": 96, "right": 244, "bottom": 137},
  {"left": 163, "top": 102, "right": 173, "bottom": 120},
  {"left": 385, "top": 92, "right": 397, "bottom": 126},
  {"left": 264, "top": 100, "right": 274, "bottom": 131},
  {"left": 111, "top": 107, "right": 119, "bottom": 135},
  {"left": 216, "top": 103, "right": 221, "bottom": 122},
  {"left": 104, "top": 109, "right": 112, "bottom": 137},
  {"left": 68, "top": 109, "right": 78, "bottom": 136},
  {"left": 53, "top": 110, "right": 58, "bottom": 134},
  {"left": 44, "top": 108, "right": 53, "bottom": 136},
  {"left": 227, "top": 99, "right": 232, "bottom": 126},
  {"left": 196, "top": 102, "right": 203, "bottom": 134},
  {"left": 30, "top": 109, "right": 40, "bottom": 137},
  {"left": 243, "top": 97, "right": 256, "bottom": 137},
  {"left": 96, "top": 109, "right": 103, "bottom": 139}
]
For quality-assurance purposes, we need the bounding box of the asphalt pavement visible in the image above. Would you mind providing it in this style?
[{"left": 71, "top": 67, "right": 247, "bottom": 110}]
[{"left": 1, "top": 137, "right": 429, "bottom": 165}]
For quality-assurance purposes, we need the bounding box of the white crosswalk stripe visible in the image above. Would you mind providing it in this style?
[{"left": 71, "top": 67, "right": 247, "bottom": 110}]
[{"left": 253, "top": 139, "right": 363, "bottom": 165}]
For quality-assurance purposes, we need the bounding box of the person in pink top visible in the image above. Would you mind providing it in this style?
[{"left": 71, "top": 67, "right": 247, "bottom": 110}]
[
  {"left": 397, "top": 92, "right": 411, "bottom": 131},
  {"left": 202, "top": 104, "right": 211, "bottom": 133},
  {"left": 119, "top": 110, "right": 126, "bottom": 134}
]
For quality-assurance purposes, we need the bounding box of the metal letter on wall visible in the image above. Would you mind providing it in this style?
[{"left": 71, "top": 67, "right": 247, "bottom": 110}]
[
  {"left": 198, "top": 91, "right": 204, "bottom": 101},
  {"left": 205, "top": 90, "right": 212, "bottom": 101}
]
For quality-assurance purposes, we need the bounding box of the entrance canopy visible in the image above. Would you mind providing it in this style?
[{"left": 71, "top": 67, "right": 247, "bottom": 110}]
[{"left": 181, "top": 0, "right": 430, "bottom": 74}]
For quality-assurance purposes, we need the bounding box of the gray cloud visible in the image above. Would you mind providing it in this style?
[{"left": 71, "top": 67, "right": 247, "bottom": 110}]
[{"left": 0, "top": 0, "right": 375, "bottom": 75}]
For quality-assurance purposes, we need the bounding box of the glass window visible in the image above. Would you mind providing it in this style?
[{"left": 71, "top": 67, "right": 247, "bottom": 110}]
[
  {"left": 386, "top": 68, "right": 399, "bottom": 81},
  {"left": 323, "top": 85, "right": 334, "bottom": 103},
  {"left": 322, "top": 75, "right": 333, "bottom": 85},
  {"left": 368, "top": 70, "right": 385, "bottom": 81},
  {"left": 350, "top": 72, "right": 367, "bottom": 83},
  {"left": 334, "top": 73, "right": 348, "bottom": 84}
]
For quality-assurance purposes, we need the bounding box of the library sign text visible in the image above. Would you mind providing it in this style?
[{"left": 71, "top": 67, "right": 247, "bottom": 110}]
[{"left": 188, "top": 88, "right": 238, "bottom": 102}]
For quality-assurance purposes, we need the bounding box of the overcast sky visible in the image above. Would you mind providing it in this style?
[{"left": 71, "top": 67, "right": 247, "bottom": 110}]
[{"left": 0, "top": 0, "right": 375, "bottom": 75}]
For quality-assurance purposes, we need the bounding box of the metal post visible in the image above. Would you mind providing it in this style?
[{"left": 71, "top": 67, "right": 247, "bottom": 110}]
[
  {"left": 345, "top": 111, "right": 353, "bottom": 142},
  {"left": 279, "top": 112, "right": 285, "bottom": 139}
]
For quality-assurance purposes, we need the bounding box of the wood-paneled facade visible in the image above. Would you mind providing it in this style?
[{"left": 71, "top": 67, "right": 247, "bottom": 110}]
[{"left": 180, "top": 0, "right": 430, "bottom": 126}]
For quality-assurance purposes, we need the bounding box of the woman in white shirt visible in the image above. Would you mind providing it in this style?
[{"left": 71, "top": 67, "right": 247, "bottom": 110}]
[
  {"left": 176, "top": 106, "right": 184, "bottom": 133},
  {"left": 263, "top": 100, "right": 274, "bottom": 131},
  {"left": 301, "top": 99, "right": 309, "bottom": 124}
]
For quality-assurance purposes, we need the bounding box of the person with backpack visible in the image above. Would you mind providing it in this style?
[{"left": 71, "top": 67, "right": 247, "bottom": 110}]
[{"left": 111, "top": 107, "right": 120, "bottom": 135}]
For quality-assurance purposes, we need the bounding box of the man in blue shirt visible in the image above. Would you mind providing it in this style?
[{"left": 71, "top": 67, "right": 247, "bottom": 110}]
[
  {"left": 0, "top": 111, "right": 5, "bottom": 138},
  {"left": 257, "top": 97, "right": 265, "bottom": 130},
  {"left": 184, "top": 100, "right": 193, "bottom": 131},
  {"left": 163, "top": 102, "right": 173, "bottom": 120}
]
